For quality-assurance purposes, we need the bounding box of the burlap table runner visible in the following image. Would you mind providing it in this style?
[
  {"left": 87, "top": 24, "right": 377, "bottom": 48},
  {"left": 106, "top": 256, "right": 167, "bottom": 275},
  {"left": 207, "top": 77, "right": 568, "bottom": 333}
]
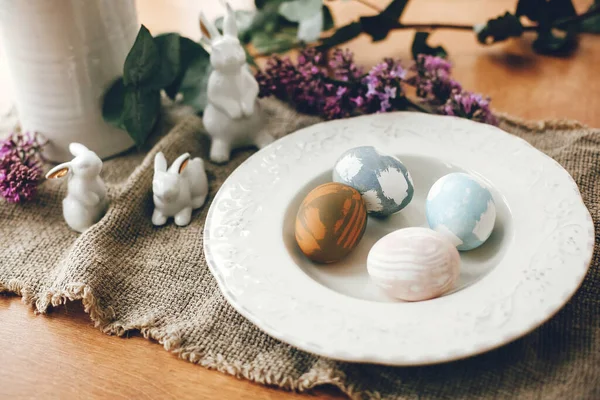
[{"left": 1, "top": 99, "right": 598, "bottom": 399}]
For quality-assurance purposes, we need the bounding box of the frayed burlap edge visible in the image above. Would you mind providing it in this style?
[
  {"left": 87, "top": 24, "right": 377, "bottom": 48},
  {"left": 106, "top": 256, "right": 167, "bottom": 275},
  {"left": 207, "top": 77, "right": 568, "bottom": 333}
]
[
  {"left": 0, "top": 109, "right": 592, "bottom": 400},
  {"left": 496, "top": 112, "right": 588, "bottom": 132},
  {"left": 1, "top": 280, "right": 360, "bottom": 399}
]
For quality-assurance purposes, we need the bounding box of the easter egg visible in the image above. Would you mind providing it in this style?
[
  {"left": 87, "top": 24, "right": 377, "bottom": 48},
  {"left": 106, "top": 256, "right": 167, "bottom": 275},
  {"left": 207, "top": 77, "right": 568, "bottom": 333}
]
[
  {"left": 333, "top": 146, "right": 413, "bottom": 217},
  {"left": 367, "top": 227, "right": 461, "bottom": 302},
  {"left": 426, "top": 172, "right": 496, "bottom": 251},
  {"left": 295, "top": 182, "right": 367, "bottom": 264}
]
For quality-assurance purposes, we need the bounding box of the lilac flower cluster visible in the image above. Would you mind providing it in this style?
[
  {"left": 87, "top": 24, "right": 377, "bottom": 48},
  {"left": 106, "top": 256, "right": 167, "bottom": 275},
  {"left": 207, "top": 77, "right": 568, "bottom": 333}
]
[
  {"left": 328, "top": 48, "right": 363, "bottom": 82},
  {"left": 255, "top": 49, "right": 498, "bottom": 126},
  {"left": 322, "top": 49, "right": 366, "bottom": 119},
  {"left": 363, "top": 58, "right": 406, "bottom": 113},
  {"left": 442, "top": 91, "right": 499, "bottom": 126},
  {"left": 257, "top": 49, "right": 368, "bottom": 119},
  {"left": 411, "top": 55, "right": 496, "bottom": 124},
  {"left": 256, "top": 48, "right": 329, "bottom": 115},
  {"left": 410, "top": 54, "right": 462, "bottom": 105},
  {"left": 0, "top": 132, "right": 45, "bottom": 203}
]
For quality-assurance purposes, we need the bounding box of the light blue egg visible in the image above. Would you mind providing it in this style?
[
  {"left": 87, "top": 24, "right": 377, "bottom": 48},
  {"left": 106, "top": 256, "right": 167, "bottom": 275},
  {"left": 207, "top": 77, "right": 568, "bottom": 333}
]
[
  {"left": 426, "top": 172, "right": 496, "bottom": 251},
  {"left": 333, "top": 146, "right": 414, "bottom": 217}
]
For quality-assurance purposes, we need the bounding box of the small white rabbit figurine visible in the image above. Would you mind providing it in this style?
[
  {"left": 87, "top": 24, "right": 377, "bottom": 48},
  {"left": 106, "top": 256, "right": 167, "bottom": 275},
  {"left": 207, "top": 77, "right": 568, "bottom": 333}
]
[
  {"left": 152, "top": 152, "right": 208, "bottom": 227},
  {"left": 200, "top": 2, "right": 274, "bottom": 164},
  {"left": 45, "top": 143, "right": 108, "bottom": 233}
]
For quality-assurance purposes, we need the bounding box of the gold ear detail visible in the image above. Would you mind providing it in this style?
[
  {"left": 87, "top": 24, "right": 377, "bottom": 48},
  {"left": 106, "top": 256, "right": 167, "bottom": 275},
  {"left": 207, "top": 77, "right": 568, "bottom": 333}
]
[
  {"left": 47, "top": 168, "right": 69, "bottom": 179},
  {"left": 179, "top": 159, "right": 189, "bottom": 174},
  {"left": 200, "top": 19, "right": 211, "bottom": 40}
]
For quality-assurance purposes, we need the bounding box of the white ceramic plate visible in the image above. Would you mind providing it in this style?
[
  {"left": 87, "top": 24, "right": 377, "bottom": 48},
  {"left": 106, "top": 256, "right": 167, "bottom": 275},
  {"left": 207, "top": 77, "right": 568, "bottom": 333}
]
[{"left": 204, "top": 112, "right": 594, "bottom": 366}]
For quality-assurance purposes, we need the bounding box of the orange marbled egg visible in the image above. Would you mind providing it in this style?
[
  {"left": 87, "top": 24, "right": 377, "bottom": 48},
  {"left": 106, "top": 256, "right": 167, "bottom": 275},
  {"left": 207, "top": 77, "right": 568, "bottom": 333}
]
[{"left": 295, "top": 182, "right": 367, "bottom": 264}]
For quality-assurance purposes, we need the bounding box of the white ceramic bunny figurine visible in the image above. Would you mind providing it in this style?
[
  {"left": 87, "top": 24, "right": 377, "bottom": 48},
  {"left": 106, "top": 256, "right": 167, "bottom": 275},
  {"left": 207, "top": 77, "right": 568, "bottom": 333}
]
[
  {"left": 152, "top": 152, "right": 208, "bottom": 227},
  {"left": 45, "top": 143, "right": 108, "bottom": 233},
  {"left": 200, "top": 2, "right": 274, "bottom": 164}
]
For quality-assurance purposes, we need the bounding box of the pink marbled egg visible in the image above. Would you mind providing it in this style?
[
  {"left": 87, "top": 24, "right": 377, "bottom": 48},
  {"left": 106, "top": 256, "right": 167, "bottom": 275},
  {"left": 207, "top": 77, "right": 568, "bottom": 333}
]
[{"left": 367, "top": 227, "right": 461, "bottom": 302}]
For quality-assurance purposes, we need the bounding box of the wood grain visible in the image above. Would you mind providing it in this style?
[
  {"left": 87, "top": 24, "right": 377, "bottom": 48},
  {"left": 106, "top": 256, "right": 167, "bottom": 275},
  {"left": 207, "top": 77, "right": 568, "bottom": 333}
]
[
  {"left": 0, "top": 296, "right": 342, "bottom": 400},
  {"left": 327, "top": 0, "right": 599, "bottom": 126},
  {"left": 1, "top": 0, "right": 599, "bottom": 399}
]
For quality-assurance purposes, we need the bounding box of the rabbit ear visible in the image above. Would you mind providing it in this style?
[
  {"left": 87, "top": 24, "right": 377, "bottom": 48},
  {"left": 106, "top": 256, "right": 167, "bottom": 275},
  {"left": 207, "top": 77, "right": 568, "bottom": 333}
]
[
  {"left": 222, "top": 2, "right": 238, "bottom": 38},
  {"left": 46, "top": 162, "right": 71, "bottom": 180},
  {"left": 168, "top": 153, "right": 191, "bottom": 175},
  {"left": 199, "top": 12, "right": 220, "bottom": 42},
  {"left": 69, "top": 143, "right": 89, "bottom": 156},
  {"left": 154, "top": 152, "right": 167, "bottom": 173}
]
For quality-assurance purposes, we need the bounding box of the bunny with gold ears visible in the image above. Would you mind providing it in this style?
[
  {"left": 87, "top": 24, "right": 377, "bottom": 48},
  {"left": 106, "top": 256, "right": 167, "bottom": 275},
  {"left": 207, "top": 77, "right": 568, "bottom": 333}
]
[
  {"left": 200, "top": 2, "right": 274, "bottom": 164},
  {"left": 45, "top": 143, "right": 108, "bottom": 233},
  {"left": 152, "top": 152, "right": 208, "bottom": 227}
]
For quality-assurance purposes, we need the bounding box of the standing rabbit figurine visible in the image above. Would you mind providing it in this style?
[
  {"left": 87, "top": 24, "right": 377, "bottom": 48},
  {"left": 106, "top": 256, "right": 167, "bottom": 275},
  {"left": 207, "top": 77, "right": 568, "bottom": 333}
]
[
  {"left": 152, "top": 152, "right": 208, "bottom": 227},
  {"left": 200, "top": 2, "right": 274, "bottom": 164},
  {"left": 45, "top": 143, "right": 108, "bottom": 233}
]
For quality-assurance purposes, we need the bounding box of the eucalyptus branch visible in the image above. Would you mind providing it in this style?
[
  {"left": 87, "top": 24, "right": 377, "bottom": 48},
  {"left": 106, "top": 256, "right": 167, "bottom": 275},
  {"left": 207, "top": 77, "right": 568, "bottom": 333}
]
[
  {"left": 253, "top": 41, "right": 303, "bottom": 59},
  {"left": 380, "top": 21, "right": 537, "bottom": 31},
  {"left": 554, "top": 6, "right": 600, "bottom": 29},
  {"left": 318, "top": 3, "right": 600, "bottom": 51}
]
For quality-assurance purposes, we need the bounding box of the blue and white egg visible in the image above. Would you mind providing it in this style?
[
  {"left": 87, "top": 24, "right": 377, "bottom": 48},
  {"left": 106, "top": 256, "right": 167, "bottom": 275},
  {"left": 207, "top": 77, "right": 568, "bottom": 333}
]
[
  {"left": 332, "top": 146, "right": 414, "bottom": 217},
  {"left": 426, "top": 173, "right": 496, "bottom": 251}
]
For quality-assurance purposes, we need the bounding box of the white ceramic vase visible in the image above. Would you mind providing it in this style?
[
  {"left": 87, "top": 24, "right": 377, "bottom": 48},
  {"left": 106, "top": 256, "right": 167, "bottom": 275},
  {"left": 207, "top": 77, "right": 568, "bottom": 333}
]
[{"left": 0, "top": 0, "right": 138, "bottom": 162}]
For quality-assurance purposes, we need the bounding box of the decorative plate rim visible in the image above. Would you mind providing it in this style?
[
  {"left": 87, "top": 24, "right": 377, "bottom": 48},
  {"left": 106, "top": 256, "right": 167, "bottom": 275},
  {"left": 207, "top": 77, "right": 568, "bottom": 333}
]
[{"left": 204, "top": 112, "right": 595, "bottom": 366}]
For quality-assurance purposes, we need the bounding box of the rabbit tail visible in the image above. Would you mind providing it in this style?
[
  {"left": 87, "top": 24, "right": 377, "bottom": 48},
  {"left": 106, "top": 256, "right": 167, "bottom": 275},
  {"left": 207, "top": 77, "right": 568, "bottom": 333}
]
[
  {"left": 184, "top": 158, "right": 209, "bottom": 209},
  {"left": 63, "top": 196, "right": 108, "bottom": 233}
]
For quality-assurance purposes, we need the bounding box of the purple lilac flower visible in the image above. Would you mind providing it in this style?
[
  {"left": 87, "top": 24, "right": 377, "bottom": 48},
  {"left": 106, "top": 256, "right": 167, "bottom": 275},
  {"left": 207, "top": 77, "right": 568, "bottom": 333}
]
[
  {"left": 420, "top": 55, "right": 452, "bottom": 74},
  {"left": 322, "top": 84, "right": 366, "bottom": 120},
  {"left": 441, "top": 91, "right": 499, "bottom": 126},
  {"left": 0, "top": 132, "right": 45, "bottom": 203},
  {"left": 255, "top": 56, "right": 299, "bottom": 99},
  {"left": 255, "top": 49, "right": 331, "bottom": 115},
  {"left": 328, "top": 49, "right": 364, "bottom": 82},
  {"left": 254, "top": 48, "right": 497, "bottom": 124},
  {"left": 410, "top": 54, "right": 462, "bottom": 105},
  {"left": 290, "top": 48, "right": 330, "bottom": 114},
  {"left": 362, "top": 58, "right": 406, "bottom": 113}
]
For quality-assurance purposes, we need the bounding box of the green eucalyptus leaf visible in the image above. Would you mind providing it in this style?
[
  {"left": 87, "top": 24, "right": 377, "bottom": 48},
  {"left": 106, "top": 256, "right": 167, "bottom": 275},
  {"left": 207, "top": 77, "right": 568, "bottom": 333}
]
[
  {"left": 318, "top": 21, "right": 362, "bottom": 50},
  {"left": 245, "top": 47, "right": 257, "bottom": 68},
  {"left": 122, "top": 87, "right": 161, "bottom": 146},
  {"left": 243, "top": 1, "right": 290, "bottom": 43},
  {"left": 214, "top": 10, "right": 256, "bottom": 37},
  {"left": 475, "top": 12, "right": 524, "bottom": 45},
  {"left": 515, "top": 0, "right": 578, "bottom": 55},
  {"left": 251, "top": 29, "right": 297, "bottom": 53},
  {"left": 382, "top": 0, "right": 410, "bottom": 20},
  {"left": 255, "top": 0, "right": 271, "bottom": 9},
  {"left": 359, "top": 15, "right": 396, "bottom": 42},
  {"left": 123, "top": 25, "right": 159, "bottom": 86},
  {"left": 579, "top": 3, "right": 600, "bottom": 33},
  {"left": 411, "top": 31, "right": 447, "bottom": 60},
  {"left": 151, "top": 33, "right": 181, "bottom": 89},
  {"left": 532, "top": 28, "right": 577, "bottom": 54},
  {"left": 516, "top": 0, "right": 547, "bottom": 21},
  {"left": 279, "top": 0, "right": 322, "bottom": 23},
  {"left": 177, "top": 51, "right": 212, "bottom": 113},
  {"left": 322, "top": 5, "right": 334, "bottom": 31},
  {"left": 297, "top": 8, "right": 323, "bottom": 42},
  {"left": 164, "top": 37, "right": 209, "bottom": 100},
  {"left": 102, "top": 78, "right": 126, "bottom": 129},
  {"left": 516, "top": 0, "right": 576, "bottom": 23},
  {"left": 359, "top": 0, "right": 409, "bottom": 42}
]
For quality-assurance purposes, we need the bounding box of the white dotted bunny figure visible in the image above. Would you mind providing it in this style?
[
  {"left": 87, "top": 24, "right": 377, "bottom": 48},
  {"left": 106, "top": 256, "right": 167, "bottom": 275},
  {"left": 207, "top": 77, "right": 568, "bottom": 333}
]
[
  {"left": 200, "top": 2, "right": 274, "bottom": 164},
  {"left": 45, "top": 143, "right": 108, "bottom": 233},
  {"left": 152, "top": 152, "right": 208, "bottom": 227}
]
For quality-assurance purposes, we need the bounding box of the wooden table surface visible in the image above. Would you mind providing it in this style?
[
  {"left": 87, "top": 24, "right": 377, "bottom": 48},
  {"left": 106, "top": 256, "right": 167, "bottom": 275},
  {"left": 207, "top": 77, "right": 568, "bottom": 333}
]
[{"left": 1, "top": 1, "right": 598, "bottom": 399}]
